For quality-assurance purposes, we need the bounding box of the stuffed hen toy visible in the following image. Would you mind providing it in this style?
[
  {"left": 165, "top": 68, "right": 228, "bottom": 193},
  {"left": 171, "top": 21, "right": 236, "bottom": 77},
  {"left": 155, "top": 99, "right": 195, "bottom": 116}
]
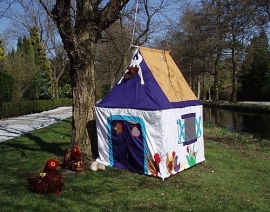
[
  {"left": 62, "top": 145, "right": 83, "bottom": 172},
  {"left": 27, "top": 158, "right": 64, "bottom": 194}
]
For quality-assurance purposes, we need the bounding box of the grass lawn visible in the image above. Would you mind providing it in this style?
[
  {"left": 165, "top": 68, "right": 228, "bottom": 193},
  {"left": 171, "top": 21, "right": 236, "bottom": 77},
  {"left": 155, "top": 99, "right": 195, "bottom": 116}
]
[{"left": 0, "top": 118, "right": 269, "bottom": 212}]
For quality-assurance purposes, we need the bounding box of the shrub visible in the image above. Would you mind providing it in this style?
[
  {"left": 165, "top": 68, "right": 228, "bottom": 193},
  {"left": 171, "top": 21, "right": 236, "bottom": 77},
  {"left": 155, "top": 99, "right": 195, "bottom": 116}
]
[
  {"left": 0, "top": 71, "right": 14, "bottom": 102},
  {"left": 0, "top": 99, "right": 72, "bottom": 119}
]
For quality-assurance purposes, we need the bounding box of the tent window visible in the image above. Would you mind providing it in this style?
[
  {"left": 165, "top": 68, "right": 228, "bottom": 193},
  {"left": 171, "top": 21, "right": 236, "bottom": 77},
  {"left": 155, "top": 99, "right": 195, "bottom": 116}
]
[
  {"left": 185, "top": 117, "right": 196, "bottom": 142},
  {"left": 177, "top": 113, "right": 197, "bottom": 145}
]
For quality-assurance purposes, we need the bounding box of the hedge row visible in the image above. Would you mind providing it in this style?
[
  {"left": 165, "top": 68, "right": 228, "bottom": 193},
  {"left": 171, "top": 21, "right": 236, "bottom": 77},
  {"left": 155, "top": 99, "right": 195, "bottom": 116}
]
[{"left": 0, "top": 99, "right": 72, "bottom": 119}]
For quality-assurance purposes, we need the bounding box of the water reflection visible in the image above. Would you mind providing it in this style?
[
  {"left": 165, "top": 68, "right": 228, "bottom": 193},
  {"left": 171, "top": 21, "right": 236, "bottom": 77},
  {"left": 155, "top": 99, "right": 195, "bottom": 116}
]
[{"left": 203, "top": 107, "right": 270, "bottom": 139}]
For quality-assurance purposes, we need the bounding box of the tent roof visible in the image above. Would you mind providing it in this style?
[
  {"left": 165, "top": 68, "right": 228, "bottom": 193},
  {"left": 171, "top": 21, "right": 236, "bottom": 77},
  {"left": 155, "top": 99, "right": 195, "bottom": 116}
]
[
  {"left": 96, "top": 46, "right": 201, "bottom": 110},
  {"left": 139, "top": 47, "right": 197, "bottom": 102}
]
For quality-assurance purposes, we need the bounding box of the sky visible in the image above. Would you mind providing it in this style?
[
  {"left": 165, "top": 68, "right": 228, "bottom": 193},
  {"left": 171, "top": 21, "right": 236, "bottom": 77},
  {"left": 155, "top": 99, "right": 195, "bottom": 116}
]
[
  {"left": 0, "top": 1, "right": 20, "bottom": 50},
  {"left": 0, "top": 0, "right": 199, "bottom": 50},
  {"left": 0, "top": 0, "right": 14, "bottom": 32},
  {"left": 0, "top": 16, "right": 10, "bottom": 35},
  {"left": 0, "top": 18, "right": 9, "bottom": 31}
]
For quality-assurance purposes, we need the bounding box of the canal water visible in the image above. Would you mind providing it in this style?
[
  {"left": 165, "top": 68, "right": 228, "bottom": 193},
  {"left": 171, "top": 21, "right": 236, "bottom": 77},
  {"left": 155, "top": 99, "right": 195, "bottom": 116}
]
[{"left": 203, "top": 107, "right": 270, "bottom": 139}]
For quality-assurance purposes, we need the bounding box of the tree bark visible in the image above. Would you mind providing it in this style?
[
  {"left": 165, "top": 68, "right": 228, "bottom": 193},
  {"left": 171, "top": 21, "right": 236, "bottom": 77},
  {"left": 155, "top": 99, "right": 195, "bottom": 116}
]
[
  {"left": 230, "top": 37, "right": 237, "bottom": 103},
  {"left": 40, "top": 0, "right": 130, "bottom": 163}
]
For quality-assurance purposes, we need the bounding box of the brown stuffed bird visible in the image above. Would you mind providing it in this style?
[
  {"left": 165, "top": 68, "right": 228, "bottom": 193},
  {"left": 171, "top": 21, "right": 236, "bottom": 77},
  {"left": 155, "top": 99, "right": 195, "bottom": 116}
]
[
  {"left": 62, "top": 145, "right": 83, "bottom": 172},
  {"left": 27, "top": 158, "right": 64, "bottom": 194}
]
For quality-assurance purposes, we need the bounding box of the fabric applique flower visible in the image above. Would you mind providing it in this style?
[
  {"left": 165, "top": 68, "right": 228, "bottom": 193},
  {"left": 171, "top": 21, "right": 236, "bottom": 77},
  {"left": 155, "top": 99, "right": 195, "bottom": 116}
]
[{"left": 186, "top": 145, "right": 197, "bottom": 167}]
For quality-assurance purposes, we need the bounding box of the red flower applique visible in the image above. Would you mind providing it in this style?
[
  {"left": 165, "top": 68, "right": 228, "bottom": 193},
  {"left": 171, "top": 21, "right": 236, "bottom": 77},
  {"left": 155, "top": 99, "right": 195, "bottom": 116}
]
[{"left": 154, "top": 153, "right": 161, "bottom": 164}]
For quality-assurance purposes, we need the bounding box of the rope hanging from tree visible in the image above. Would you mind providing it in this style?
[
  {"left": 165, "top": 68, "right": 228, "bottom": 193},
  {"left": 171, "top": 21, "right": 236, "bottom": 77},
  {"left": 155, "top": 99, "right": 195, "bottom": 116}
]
[{"left": 131, "top": 0, "right": 139, "bottom": 48}]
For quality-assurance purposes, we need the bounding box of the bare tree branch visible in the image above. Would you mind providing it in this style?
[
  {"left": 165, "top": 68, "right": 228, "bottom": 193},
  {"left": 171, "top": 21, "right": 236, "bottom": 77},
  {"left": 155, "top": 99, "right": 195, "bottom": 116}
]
[{"left": 0, "top": 0, "right": 16, "bottom": 19}]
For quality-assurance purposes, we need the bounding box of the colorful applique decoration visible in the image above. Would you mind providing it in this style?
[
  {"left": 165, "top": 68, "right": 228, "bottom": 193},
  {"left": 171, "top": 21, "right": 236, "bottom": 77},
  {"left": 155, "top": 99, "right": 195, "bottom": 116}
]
[
  {"left": 174, "top": 155, "right": 181, "bottom": 172},
  {"left": 113, "top": 122, "right": 123, "bottom": 135},
  {"left": 177, "top": 119, "right": 185, "bottom": 144},
  {"left": 131, "top": 125, "right": 141, "bottom": 137},
  {"left": 186, "top": 145, "right": 197, "bottom": 167},
  {"left": 195, "top": 116, "right": 202, "bottom": 138},
  {"left": 147, "top": 153, "right": 161, "bottom": 177},
  {"left": 165, "top": 151, "right": 181, "bottom": 174}
]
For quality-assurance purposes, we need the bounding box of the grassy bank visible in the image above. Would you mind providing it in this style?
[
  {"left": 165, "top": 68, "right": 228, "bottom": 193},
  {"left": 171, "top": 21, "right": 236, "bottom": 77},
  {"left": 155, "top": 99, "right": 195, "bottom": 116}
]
[
  {"left": 203, "top": 100, "right": 270, "bottom": 114},
  {"left": 0, "top": 119, "right": 269, "bottom": 212}
]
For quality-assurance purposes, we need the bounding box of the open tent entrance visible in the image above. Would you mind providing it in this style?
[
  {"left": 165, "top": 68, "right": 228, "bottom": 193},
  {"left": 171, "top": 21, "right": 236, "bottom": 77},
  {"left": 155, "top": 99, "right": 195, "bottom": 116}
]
[{"left": 108, "top": 116, "right": 149, "bottom": 174}]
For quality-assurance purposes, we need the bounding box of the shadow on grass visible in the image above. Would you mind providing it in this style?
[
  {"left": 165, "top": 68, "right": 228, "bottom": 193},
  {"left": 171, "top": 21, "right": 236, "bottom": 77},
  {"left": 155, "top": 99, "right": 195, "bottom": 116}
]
[
  {"left": 0, "top": 118, "right": 72, "bottom": 157},
  {"left": 25, "top": 133, "right": 69, "bottom": 156},
  {"left": 0, "top": 133, "right": 69, "bottom": 156}
]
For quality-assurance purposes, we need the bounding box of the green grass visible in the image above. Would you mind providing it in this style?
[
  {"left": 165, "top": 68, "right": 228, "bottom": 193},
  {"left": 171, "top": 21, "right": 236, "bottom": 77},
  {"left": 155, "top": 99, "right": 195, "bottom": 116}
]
[{"left": 0, "top": 119, "right": 269, "bottom": 212}]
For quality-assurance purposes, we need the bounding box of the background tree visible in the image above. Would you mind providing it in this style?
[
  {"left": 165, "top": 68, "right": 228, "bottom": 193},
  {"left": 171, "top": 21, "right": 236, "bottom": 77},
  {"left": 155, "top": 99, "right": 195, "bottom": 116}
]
[
  {"left": 0, "top": 38, "right": 6, "bottom": 70},
  {"left": 239, "top": 30, "right": 270, "bottom": 101},
  {"left": 167, "top": 0, "right": 268, "bottom": 102},
  {"left": 196, "top": 0, "right": 228, "bottom": 101},
  {"left": 0, "top": 71, "right": 14, "bottom": 102},
  {"left": 5, "top": 37, "right": 39, "bottom": 101},
  {"left": 217, "top": 0, "right": 268, "bottom": 102},
  {"left": 95, "top": 0, "right": 181, "bottom": 99},
  {"left": 39, "top": 0, "right": 131, "bottom": 163},
  {"left": 165, "top": 3, "right": 212, "bottom": 100},
  {"left": 0, "top": 41, "right": 14, "bottom": 102},
  {"left": 49, "top": 45, "right": 68, "bottom": 99},
  {"left": 95, "top": 20, "right": 131, "bottom": 98},
  {"left": 172, "top": 12, "right": 201, "bottom": 96},
  {"left": 30, "top": 25, "right": 54, "bottom": 99},
  {"left": 3, "top": 0, "right": 66, "bottom": 100}
]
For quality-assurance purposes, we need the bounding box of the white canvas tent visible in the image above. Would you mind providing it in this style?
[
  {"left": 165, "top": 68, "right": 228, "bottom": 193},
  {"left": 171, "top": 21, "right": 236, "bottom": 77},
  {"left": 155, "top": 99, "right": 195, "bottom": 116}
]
[{"left": 94, "top": 46, "right": 205, "bottom": 179}]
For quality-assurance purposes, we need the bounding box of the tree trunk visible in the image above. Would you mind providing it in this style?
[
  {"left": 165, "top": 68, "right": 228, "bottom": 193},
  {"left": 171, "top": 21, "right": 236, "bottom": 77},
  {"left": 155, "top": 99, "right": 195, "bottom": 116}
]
[
  {"left": 40, "top": 0, "right": 130, "bottom": 165},
  {"left": 70, "top": 41, "right": 97, "bottom": 164},
  {"left": 197, "top": 75, "right": 200, "bottom": 99},
  {"left": 213, "top": 49, "right": 222, "bottom": 101},
  {"left": 213, "top": 65, "right": 218, "bottom": 101},
  {"left": 230, "top": 44, "right": 237, "bottom": 102},
  {"left": 202, "top": 70, "right": 206, "bottom": 101},
  {"left": 54, "top": 79, "right": 59, "bottom": 99}
]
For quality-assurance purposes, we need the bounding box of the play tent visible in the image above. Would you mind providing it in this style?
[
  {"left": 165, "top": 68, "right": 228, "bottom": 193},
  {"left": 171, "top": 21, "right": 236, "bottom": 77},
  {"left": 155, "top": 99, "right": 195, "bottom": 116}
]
[{"left": 94, "top": 46, "right": 205, "bottom": 179}]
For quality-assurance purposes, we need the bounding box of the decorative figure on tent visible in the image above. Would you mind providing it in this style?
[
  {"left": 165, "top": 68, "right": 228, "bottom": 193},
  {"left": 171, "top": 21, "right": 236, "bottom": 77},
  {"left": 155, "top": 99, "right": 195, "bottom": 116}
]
[
  {"left": 112, "top": 122, "right": 123, "bottom": 135},
  {"left": 27, "top": 158, "right": 64, "bottom": 194},
  {"left": 62, "top": 145, "right": 84, "bottom": 172},
  {"left": 124, "top": 66, "right": 139, "bottom": 80},
  {"left": 147, "top": 153, "right": 161, "bottom": 177},
  {"left": 174, "top": 155, "right": 181, "bottom": 172},
  {"left": 186, "top": 145, "right": 197, "bottom": 167},
  {"left": 166, "top": 151, "right": 177, "bottom": 174}
]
